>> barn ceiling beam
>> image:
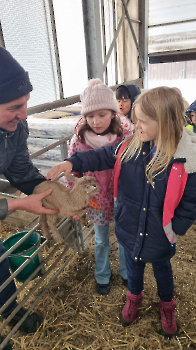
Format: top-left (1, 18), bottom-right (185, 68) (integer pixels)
top-left (81, 0), bottom-right (103, 80)
top-left (112, 0), bottom-right (118, 84)
top-left (139, 0), bottom-right (148, 88)
top-left (149, 49), bottom-right (196, 64)
top-left (47, 0), bottom-right (64, 100)
top-left (101, 0), bottom-right (108, 84)
top-left (26, 78), bottom-right (142, 115)
top-left (103, 0), bottom-right (133, 71)
top-left (149, 18), bottom-right (196, 28)
top-left (121, 0), bottom-right (145, 73)
top-left (0, 21), bottom-right (5, 48)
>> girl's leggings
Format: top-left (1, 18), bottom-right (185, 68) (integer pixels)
top-left (94, 223), bottom-right (127, 284)
top-left (124, 249), bottom-right (174, 302)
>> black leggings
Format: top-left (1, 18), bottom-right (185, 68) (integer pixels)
top-left (0, 239), bottom-right (17, 316)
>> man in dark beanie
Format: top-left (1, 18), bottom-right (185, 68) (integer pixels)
top-left (0, 47), bottom-right (59, 350)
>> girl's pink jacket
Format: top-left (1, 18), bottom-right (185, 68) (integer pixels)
top-left (65, 114), bottom-right (134, 225)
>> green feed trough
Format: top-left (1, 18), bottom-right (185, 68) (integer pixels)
top-left (3, 231), bottom-right (42, 283)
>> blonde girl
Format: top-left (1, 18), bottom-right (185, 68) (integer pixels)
top-left (47, 87), bottom-right (196, 337)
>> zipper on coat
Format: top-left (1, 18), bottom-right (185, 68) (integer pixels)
top-left (4, 135), bottom-right (7, 149)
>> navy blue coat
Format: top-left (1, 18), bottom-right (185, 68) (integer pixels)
top-left (68, 141), bottom-right (196, 262)
top-left (0, 120), bottom-right (45, 194)
top-left (0, 120), bottom-right (46, 220)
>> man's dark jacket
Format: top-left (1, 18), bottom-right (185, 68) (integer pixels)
top-left (0, 120), bottom-right (45, 219)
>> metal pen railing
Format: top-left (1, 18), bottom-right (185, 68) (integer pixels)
top-left (0, 133), bottom-right (93, 349)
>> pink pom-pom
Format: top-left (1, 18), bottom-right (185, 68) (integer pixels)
top-left (88, 78), bottom-right (103, 87)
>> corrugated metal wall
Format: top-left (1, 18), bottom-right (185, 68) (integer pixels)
top-left (148, 61), bottom-right (196, 80)
top-left (148, 0), bottom-right (196, 53)
top-left (148, 1), bottom-right (196, 104)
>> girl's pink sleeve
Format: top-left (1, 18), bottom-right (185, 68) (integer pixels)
top-left (65, 135), bottom-right (82, 188)
top-left (68, 134), bottom-right (78, 157)
top-left (119, 114), bottom-right (134, 138)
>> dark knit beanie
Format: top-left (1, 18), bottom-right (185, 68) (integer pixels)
top-left (0, 47), bottom-right (33, 104)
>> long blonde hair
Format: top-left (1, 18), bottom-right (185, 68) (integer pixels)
top-left (119, 87), bottom-right (186, 185)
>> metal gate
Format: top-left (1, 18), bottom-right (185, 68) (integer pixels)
top-left (0, 134), bottom-right (94, 349)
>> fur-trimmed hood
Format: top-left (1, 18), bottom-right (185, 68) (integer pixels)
top-left (174, 127), bottom-right (196, 174)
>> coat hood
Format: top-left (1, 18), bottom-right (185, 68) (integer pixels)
top-left (124, 84), bottom-right (141, 106)
top-left (174, 127), bottom-right (196, 174)
top-left (186, 100), bottom-right (196, 113)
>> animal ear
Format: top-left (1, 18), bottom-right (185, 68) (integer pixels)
top-left (64, 173), bottom-right (77, 183)
top-left (85, 185), bottom-right (97, 194)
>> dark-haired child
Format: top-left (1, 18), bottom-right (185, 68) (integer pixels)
top-left (186, 100), bottom-right (196, 133)
top-left (116, 84), bottom-right (141, 121)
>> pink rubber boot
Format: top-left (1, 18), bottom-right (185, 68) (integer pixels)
top-left (121, 291), bottom-right (143, 327)
top-left (159, 299), bottom-right (177, 337)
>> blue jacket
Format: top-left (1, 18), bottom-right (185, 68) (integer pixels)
top-left (0, 120), bottom-right (45, 220)
top-left (68, 128), bottom-right (196, 262)
top-left (186, 100), bottom-right (196, 133)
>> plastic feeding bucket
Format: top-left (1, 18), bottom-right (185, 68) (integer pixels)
top-left (3, 231), bottom-right (42, 283)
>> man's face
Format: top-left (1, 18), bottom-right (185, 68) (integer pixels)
top-left (0, 93), bottom-right (30, 132)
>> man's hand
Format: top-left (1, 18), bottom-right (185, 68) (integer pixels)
top-left (7, 189), bottom-right (59, 215)
top-left (46, 161), bottom-right (73, 181)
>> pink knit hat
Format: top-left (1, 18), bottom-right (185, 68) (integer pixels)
top-left (80, 79), bottom-right (119, 116)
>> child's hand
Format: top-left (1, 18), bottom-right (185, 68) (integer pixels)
top-left (46, 161), bottom-right (73, 181)
top-left (65, 214), bottom-right (80, 221)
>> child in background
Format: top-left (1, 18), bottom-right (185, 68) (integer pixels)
top-left (63, 79), bottom-right (134, 295)
top-left (47, 87), bottom-right (196, 337)
top-left (186, 100), bottom-right (196, 133)
top-left (116, 84), bottom-right (141, 121)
